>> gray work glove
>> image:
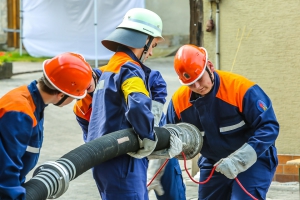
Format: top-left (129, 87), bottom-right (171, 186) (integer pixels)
top-left (214, 143), bottom-right (257, 179)
top-left (128, 101), bottom-right (163, 159)
top-left (147, 159), bottom-right (166, 196)
top-left (147, 132), bottom-right (182, 159)
top-left (151, 100), bottom-right (164, 127)
top-left (146, 101), bottom-right (166, 195)
top-left (127, 133), bottom-right (157, 159)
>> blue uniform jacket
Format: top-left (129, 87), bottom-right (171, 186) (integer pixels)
top-left (74, 63), bottom-right (167, 142)
top-left (166, 70), bottom-right (279, 162)
top-left (0, 81), bottom-right (46, 200)
top-left (73, 68), bottom-right (102, 142)
top-left (87, 47), bottom-right (159, 142)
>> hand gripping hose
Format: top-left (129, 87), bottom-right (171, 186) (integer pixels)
top-left (23, 123), bottom-right (203, 200)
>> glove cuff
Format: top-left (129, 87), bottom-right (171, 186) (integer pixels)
top-left (127, 133), bottom-right (158, 159)
top-left (231, 143), bottom-right (257, 171)
top-left (147, 132), bottom-right (182, 159)
top-left (151, 100), bottom-right (164, 127)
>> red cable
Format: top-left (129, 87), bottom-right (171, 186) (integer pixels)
top-left (181, 151), bottom-right (216, 184)
top-left (147, 159), bottom-right (170, 187)
top-left (181, 152), bottom-right (258, 200)
top-left (235, 177), bottom-right (258, 200)
top-left (147, 152), bottom-right (258, 200)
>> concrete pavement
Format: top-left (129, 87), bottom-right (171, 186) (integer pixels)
top-left (0, 57), bottom-right (299, 200)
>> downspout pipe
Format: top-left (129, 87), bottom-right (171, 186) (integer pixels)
top-left (94, 0), bottom-right (98, 68)
top-left (19, 0), bottom-right (23, 56)
top-left (215, 2), bottom-right (220, 70)
top-left (23, 123), bottom-right (203, 200)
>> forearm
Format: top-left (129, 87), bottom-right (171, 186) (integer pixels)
top-left (126, 93), bottom-right (155, 140)
top-left (0, 151), bottom-right (25, 199)
top-left (243, 85), bottom-right (279, 157)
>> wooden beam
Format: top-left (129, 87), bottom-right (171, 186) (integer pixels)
top-left (189, 0), bottom-right (203, 46)
top-left (189, 0), bottom-right (203, 178)
top-left (7, 0), bottom-right (20, 48)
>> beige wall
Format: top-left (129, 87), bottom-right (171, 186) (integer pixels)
top-left (145, 0), bottom-right (190, 47)
top-left (146, 0), bottom-right (189, 35)
top-left (203, 0), bottom-right (300, 154)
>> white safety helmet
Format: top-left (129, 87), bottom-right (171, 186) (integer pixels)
top-left (102, 8), bottom-right (164, 52)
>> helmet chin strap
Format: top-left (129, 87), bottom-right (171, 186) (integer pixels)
top-left (139, 36), bottom-right (154, 63)
top-left (54, 94), bottom-right (69, 106)
top-left (205, 67), bottom-right (214, 84)
top-left (88, 71), bottom-right (98, 94)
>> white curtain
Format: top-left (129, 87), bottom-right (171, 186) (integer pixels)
top-left (22, 0), bottom-right (145, 60)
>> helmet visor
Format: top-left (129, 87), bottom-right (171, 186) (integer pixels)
top-left (102, 28), bottom-right (148, 52)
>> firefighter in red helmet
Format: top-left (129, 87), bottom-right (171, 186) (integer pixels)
top-left (0, 52), bottom-right (93, 200)
top-left (167, 44), bottom-right (279, 199)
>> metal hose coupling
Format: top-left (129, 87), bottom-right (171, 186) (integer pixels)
top-left (31, 161), bottom-right (70, 199)
top-left (163, 123), bottom-right (203, 160)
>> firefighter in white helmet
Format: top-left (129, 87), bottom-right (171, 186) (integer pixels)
top-left (87, 8), bottom-right (183, 200)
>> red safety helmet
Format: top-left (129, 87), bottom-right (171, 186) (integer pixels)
top-left (43, 52), bottom-right (93, 99)
top-left (174, 45), bottom-right (208, 85)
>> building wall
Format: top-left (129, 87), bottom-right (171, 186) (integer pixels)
top-left (0, 0), bottom-right (7, 44)
top-left (145, 0), bottom-right (190, 47)
top-left (275, 154), bottom-right (300, 182)
top-left (203, 0), bottom-right (300, 155)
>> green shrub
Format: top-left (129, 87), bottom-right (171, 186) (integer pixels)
top-left (0, 51), bottom-right (50, 65)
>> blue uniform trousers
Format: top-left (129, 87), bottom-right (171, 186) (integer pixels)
top-left (93, 154), bottom-right (149, 200)
top-left (156, 158), bottom-right (186, 200)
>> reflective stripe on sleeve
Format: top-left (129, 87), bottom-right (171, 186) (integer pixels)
top-left (26, 146), bottom-right (40, 153)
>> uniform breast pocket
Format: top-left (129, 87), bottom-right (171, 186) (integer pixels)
top-left (219, 115), bottom-right (247, 135)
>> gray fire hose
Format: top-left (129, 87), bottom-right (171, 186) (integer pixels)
top-left (23, 123), bottom-right (203, 200)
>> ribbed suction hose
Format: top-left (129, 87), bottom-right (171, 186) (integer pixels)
top-left (23, 123), bottom-right (203, 200)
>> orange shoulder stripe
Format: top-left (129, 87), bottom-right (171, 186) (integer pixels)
top-left (98, 66), bottom-right (105, 72)
top-left (73, 95), bottom-right (93, 121)
top-left (171, 86), bottom-right (192, 120)
top-left (215, 70), bottom-right (255, 112)
top-left (0, 85), bottom-right (37, 127)
top-left (101, 52), bottom-right (141, 73)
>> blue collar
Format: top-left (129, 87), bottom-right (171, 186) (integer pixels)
top-left (117, 46), bottom-right (151, 72)
top-left (27, 80), bottom-right (48, 111)
top-left (116, 46), bottom-right (152, 83)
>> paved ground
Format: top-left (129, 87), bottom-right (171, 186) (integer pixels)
top-left (0, 57), bottom-right (299, 200)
